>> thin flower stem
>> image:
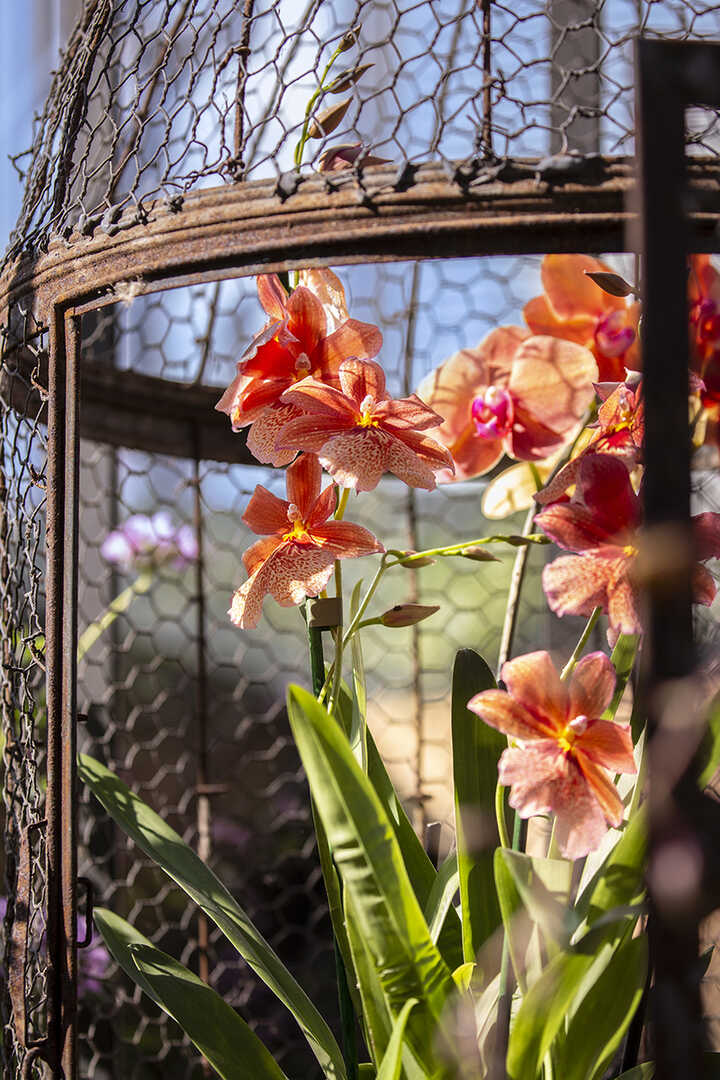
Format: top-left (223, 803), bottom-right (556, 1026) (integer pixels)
top-left (495, 780), bottom-right (510, 849)
top-left (329, 560), bottom-right (344, 715)
top-left (547, 816), bottom-right (560, 860)
top-left (76, 571), bottom-right (154, 662)
top-left (306, 599), bottom-right (326, 698)
top-left (560, 606), bottom-right (602, 681)
top-left (496, 505), bottom-right (536, 675)
top-left (293, 42), bottom-right (349, 169)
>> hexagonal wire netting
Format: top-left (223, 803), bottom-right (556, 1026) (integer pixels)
top-left (2, 0), bottom-right (720, 1078)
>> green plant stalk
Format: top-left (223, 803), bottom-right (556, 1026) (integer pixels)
top-left (560, 606), bottom-right (602, 681)
top-left (305, 600), bottom-right (359, 1080)
top-left (76, 570), bottom-right (154, 662)
top-left (293, 40), bottom-right (353, 169)
top-left (495, 777), bottom-right (510, 850)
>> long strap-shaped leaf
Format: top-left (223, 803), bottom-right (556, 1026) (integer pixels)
top-left (376, 999), bottom-right (421, 1080)
top-left (79, 754), bottom-right (345, 1080)
top-left (287, 685), bottom-right (456, 1074)
top-left (451, 649), bottom-right (504, 964)
top-left (94, 908), bottom-right (288, 1080)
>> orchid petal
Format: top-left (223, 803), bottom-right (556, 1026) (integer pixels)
top-left (693, 563), bottom-right (717, 607)
top-left (257, 274), bottom-right (288, 319)
top-left (338, 358), bottom-right (387, 405)
top-left (552, 771), bottom-right (612, 860)
top-left (693, 511), bottom-right (720, 561)
top-left (320, 431), bottom-right (387, 491)
top-left (500, 651), bottom-right (567, 732)
top-left (314, 321), bottom-right (383, 370)
top-left (541, 255), bottom-right (625, 319)
top-left (535, 503), bottom-right (615, 551)
top-left (297, 268), bottom-right (349, 331)
top-left (276, 414), bottom-right (352, 453)
top-left (286, 286), bottom-right (326, 352)
top-left (523, 294), bottom-right (595, 345)
top-left (383, 436), bottom-right (438, 490)
top-left (286, 453), bottom-right (323, 517)
top-left (230, 544), bottom-right (336, 629)
top-left (242, 485), bottom-right (289, 537)
top-left (576, 720), bottom-right (636, 774)
top-left (246, 404), bottom-right (300, 467)
top-left (508, 335), bottom-right (598, 436)
top-left (467, 688), bottom-right (557, 741)
top-left (542, 552), bottom-right (613, 619)
top-left (307, 484), bottom-right (338, 529)
top-left (568, 652), bottom-right (617, 719)
top-left (498, 743), bottom-right (560, 817)
top-left (607, 568), bottom-right (642, 636)
top-left (575, 757), bottom-right (625, 827)
top-left (242, 536), bottom-right (282, 575)
top-left (280, 378), bottom-right (359, 419)
top-left (313, 520), bottom-right (384, 557)
top-left (375, 394), bottom-right (445, 430)
top-left (575, 454), bottom-right (640, 533)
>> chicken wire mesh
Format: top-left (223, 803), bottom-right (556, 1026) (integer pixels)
top-left (1, 0), bottom-right (720, 1078)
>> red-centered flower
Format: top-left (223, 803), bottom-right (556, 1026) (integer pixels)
top-left (216, 272), bottom-right (382, 467)
top-left (537, 454), bottom-right (720, 637)
top-left (468, 650), bottom-right (636, 859)
top-left (524, 255), bottom-right (640, 382)
top-left (230, 453), bottom-right (382, 629)
top-left (276, 359), bottom-right (455, 491)
top-left (536, 376), bottom-right (644, 505)
top-left (415, 326), bottom-right (598, 481)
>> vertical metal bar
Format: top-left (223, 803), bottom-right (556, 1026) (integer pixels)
top-left (61, 311), bottom-right (81, 1079)
top-left (232, 0), bottom-right (255, 179)
top-left (480, 0), bottom-right (493, 158)
top-left (635, 38), bottom-right (714, 1080)
top-left (45, 305), bottom-right (67, 1075)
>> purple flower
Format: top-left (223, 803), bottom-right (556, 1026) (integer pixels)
top-left (101, 512), bottom-right (198, 572)
top-left (78, 913), bottom-right (110, 995)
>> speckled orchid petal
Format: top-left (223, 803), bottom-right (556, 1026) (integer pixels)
top-left (535, 503), bottom-right (615, 552)
top-left (500, 650), bottom-right (567, 733)
top-left (375, 394), bottom-right (445, 431)
top-left (383, 437), bottom-right (439, 490)
top-left (467, 688), bottom-right (556, 741)
top-left (242, 485), bottom-right (290, 536)
top-left (606, 568), bottom-right (642, 636)
top-left (281, 377), bottom-right (359, 418)
top-left (246, 404), bottom-right (300, 466)
top-left (542, 550), bottom-right (616, 620)
top-left (320, 431), bottom-right (387, 491)
top-left (498, 743), bottom-right (559, 817)
top-left (575, 756), bottom-right (626, 826)
top-left (508, 335), bottom-right (598, 437)
top-left (286, 453), bottom-right (323, 517)
top-left (241, 535), bottom-right (282, 575)
top-left (230, 545), bottom-right (337, 629)
top-left (552, 769), bottom-right (612, 860)
top-left (238, 377), bottom-right (292, 416)
top-left (693, 564), bottom-right (717, 607)
top-left (338, 358), bottom-right (387, 404)
top-left (575, 719), bottom-right (636, 774)
top-left (392, 427), bottom-right (455, 470)
top-left (307, 484), bottom-right (338, 529)
top-left (567, 652), bottom-right (617, 720)
top-left (276, 414), bottom-right (353, 453)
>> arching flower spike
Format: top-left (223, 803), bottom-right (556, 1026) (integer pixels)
top-left (276, 358), bottom-right (454, 491)
top-left (416, 326), bottom-right (597, 481)
top-left (468, 650), bottom-right (636, 859)
top-left (230, 453), bottom-right (382, 629)
top-left (216, 272), bottom-right (382, 466)
top-left (524, 254), bottom-right (640, 382)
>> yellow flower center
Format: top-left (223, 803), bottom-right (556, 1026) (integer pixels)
top-left (283, 503), bottom-right (312, 543)
top-left (623, 543), bottom-right (638, 557)
top-left (358, 394), bottom-right (379, 428)
top-left (292, 353), bottom-right (312, 381)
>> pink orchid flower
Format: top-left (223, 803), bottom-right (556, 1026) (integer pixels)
top-left (468, 650), bottom-right (636, 859)
top-left (216, 272), bottom-right (382, 466)
top-left (537, 453), bottom-right (720, 637)
top-left (524, 254), bottom-right (641, 383)
top-left (230, 453), bottom-right (382, 629)
top-left (415, 326), bottom-right (598, 482)
top-left (276, 358), bottom-right (455, 491)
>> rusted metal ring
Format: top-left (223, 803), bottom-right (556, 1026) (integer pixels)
top-left (76, 877), bottom-right (94, 949)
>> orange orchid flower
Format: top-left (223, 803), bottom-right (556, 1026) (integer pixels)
top-left (415, 326), bottom-right (597, 481)
top-left (536, 376), bottom-right (644, 505)
top-left (537, 454), bottom-right (720, 638)
top-left (276, 358), bottom-right (454, 491)
top-left (468, 650), bottom-right (636, 859)
top-left (524, 255), bottom-right (640, 383)
top-left (216, 272), bottom-right (382, 466)
top-left (230, 453), bottom-right (382, 629)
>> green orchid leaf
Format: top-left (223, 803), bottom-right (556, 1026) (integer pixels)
top-left (602, 635), bottom-right (638, 722)
top-left (79, 755), bottom-right (345, 1080)
top-left (451, 649), bottom-right (504, 965)
top-left (287, 685), bottom-right (455, 1075)
top-left (496, 850), bottom-right (574, 953)
top-left (376, 998), bottom-right (420, 1080)
top-left (611, 1065), bottom-right (654, 1079)
top-left (555, 933), bottom-right (648, 1080)
top-left (575, 809), bottom-right (646, 932)
top-left (95, 909), bottom-right (287, 1080)
top-left (696, 691), bottom-right (720, 789)
top-left (423, 853), bottom-right (459, 945)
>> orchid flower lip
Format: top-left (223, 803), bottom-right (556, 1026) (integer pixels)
top-left (471, 385), bottom-right (514, 440)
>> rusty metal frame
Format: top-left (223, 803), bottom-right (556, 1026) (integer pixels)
top-left (636, 38), bottom-right (720, 1080)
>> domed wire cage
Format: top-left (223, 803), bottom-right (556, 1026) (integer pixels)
top-left (3, 2), bottom-right (720, 1078)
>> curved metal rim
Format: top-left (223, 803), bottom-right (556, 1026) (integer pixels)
top-left (3, 156), bottom-right (720, 464)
